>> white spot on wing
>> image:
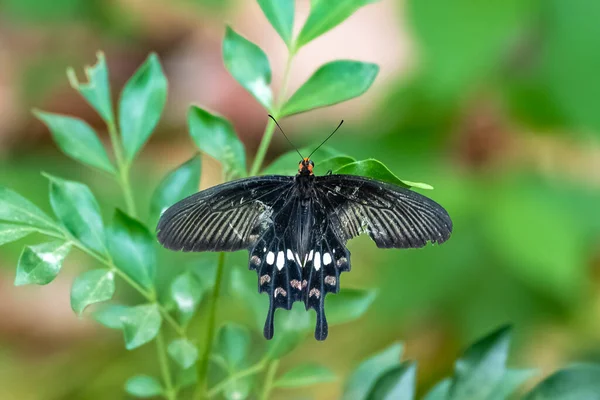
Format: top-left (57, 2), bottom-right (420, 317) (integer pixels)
top-left (266, 251), bottom-right (275, 265)
top-left (276, 251), bottom-right (285, 270)
top-left (287, 249), bottom-right (294, 260)
top-left (314, 251), bottom-right (321, 271)
top-left (308, 250), bottom-right (314, 261)
top-left (295, 252), bottom-right (302, 266)
top-left (323, 253), bottom-right (332, 265)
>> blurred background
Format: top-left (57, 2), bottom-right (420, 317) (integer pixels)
top-left (2, 0), bottom-right (600, 398)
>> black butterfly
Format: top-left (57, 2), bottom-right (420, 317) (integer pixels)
top-left (156, 149), bottom-right (453, 340)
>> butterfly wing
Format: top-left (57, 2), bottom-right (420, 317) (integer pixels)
top-left (156, 176), bottom-right (294, 252)
top-left (314, 174), bottom-right (453, 249)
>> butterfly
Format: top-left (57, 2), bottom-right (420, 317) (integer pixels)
top-left (156, 120), bottom-right (453, 340)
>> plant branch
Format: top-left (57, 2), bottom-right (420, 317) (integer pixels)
top-left (206, 358), bottom-right (268, 398)
top-left (194, 251), bottom-right (226, 399)
top-left (260, 360), bottom-right (279, 400)
top-left (156, 331), bottom-right (177, 400)
top-left (106, 119), bottom-right (137, 217)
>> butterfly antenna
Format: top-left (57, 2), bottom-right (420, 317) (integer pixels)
top-left (268, 115), bottom-right (303, 159)
top-left (308, 120), bottom-right (344, 159)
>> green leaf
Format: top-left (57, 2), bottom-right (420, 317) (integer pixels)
top-left (171, 271), bottom-right (204, 325)
top-left (318, 156), bottom-right (356, 174)
top-left (46, 174), bottom-right (107, 254)
top-left (150, 155), bottom-right (201, 224)
top-left (0, 223), bottom-right (36, 246)
top-left (423, 378), bottom-right (451, 400)
top-left (267, 303), bottom-right (311, 360)
top-left (448, 325), bottom-right (512, 399)
top-left (216, 323), bottom-right (251, 369)
top-left (523, 364), bottom-right (600, 400)
top-left (281, 60), bottom-right (379, 116)
top-left (93, 304), bottom-right (130, 329)
top-left (14, 241), bottom-right (71, 286)
top-left (342, 343), bottom-right (403, 400)
top-left (176, 366), bottom-right (197, 389)
top-left (335, 159), bottom-right (434, 190)
top-left (297, 0), bottom-right (381, 47)
top-left (34, 111), bottom-right (115, 174)
top-left (67, 52), bottom-right (114, 123)
top-left (223, 26), bottom-right (272, 110)
top-left (367, 362), bottom-right (417, 400)
top-left (0, 186), bottom-right (57, 230)
top-left (326, 288), bottom-right (377, 326)
top-left (70, 269), bottom-right (115, 316)
top-left (107, 210), bottom-right (156, 290)
top-left (229, 267), bottom-right (267, 331)
top-left (262, 145), bottom-right (342, 176)
top-left (188, 106), bottom-right (246, 177)
top-left (125, 375), bottom-right (164, 398)
top-left (168, 339), bottom-right (198, 369)
top-left (119, 53), bottom-right (168, 162)
top-left (273, 364), bottom-right (336, 388)
top-left (489, 369), bottom-right (537, 400)
top-left (120, 304), bottom-right (162, 350)
top-left (224, 380), bottom-right (252, 400)
top-left (257, 0), bottom-right (295, 47)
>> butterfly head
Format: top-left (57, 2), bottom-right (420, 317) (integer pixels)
top-left (298, 157), bottom-right (314, 175)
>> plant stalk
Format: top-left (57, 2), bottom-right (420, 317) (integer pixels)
top-left (194, 251), bottom-right (226, 399)
top-left (259, 360), bottom-right (280, 400)
top-left (107, 119), bottom-right (137, 217)
top-left (156, 331), bottom-right (177, 400)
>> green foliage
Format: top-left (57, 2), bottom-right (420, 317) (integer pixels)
top-left (0, 223), bottom-right (36, 246)
top-left (34, 111), bottom-right (115, 174)
top-left (107, 210), bottom-right (156, 290)
top-left (281, 61), bottom-right (379, 116)
top-left (170, 271), bottom-right (204, 325)
top-left (188, 106), bottom-right (247, 177)
top-left (215, 323), bottom-right (251, 370)
top-left (70, 269), bottom-right (116, 316)
top-left (14, 241), bottom-right (72, 286)
top-left (335, 159), bottom-right (434, 190)
top-left (126, 375), bottom-right (164, 398)
top-left (273, 364), bottom-right (336, 388)
top-left (93, 304), bottom-right (131, 329)
top-left (366, 362), bottom-right (416, 400)
top-left (257, 0), bottom-right (295, 48)
top-left (524, 364), bottom-right (600, 400)
top-left (67, 52), bottom-right (114, 123)
top-left (119, 53), bottom-right (168, 162)
top-left (150, 155), bottom-right (201, 225)
top-left (0, 186), bottom-right (58, 230)
top-left (121, 304), bottom-right (162, 350)
top-left (168, 339), bottom-right (199, 369)
top-left (223, 26), bottom-right (273, 110)
top-left (46, 174), bottom-right (107, 254)
top-left (325, 288), bottom-right (377, 326)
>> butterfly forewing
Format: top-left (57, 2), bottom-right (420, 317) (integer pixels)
top-left (157, 169), bottom-right (453, 341)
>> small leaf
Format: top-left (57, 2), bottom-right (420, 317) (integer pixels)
top-left (125, 375), bottom-right (164, 398)
top-left (46, 174), bottom-right (107, 254)
top-left (317, 156), bottom-right (356, 174)
top-left (0, 223), bottom-right (36, 246)
top-left (120, 304), bottom-right (162, 350)
top-left (93, 304), bottom-right (130, 329)
top-left (273, 364), bottom-right (336, 388)
top-left (188, 106), bottom-right (246, 177)
top-left (168, 339), bottom-right (198, 369)
top-left (224, 380), bottom-right (252, 400)
top-left (280, 60), bottom-right (378, 117)
top-left (14, 241), bottom-right (71, 286)
top-left (423, 378), bottom-right (451, 400)
top-left (70, 269), bottom-right (115, 316)
top-left (0, 186), bottom-right (58, 230)
top-left (297, 0), bottom-right (381, 47)
top-left (216, 323), bottom-right (251, 369)
top-left (223, 26), bottom-right (273, 110)
top-left (326, 288), bottom-right (377, 326)
top-left (150, 155), bottom-right (201, 224)
top-left (448, 325), bottom-right (512, 399)
top-left (267, 303), bottom-right (312, 360)
top-left (67, 51), bottom-right (114, 123)
top-left (171, 271), bottom-right (204, 325)
top-left (367, 362), bottom-right (417, 400)
top-left (257, 0), bottom-right (295, 47)
top-left (34, 111), bottom-right (115, 174)
top-left (119, 53), bottom-right (168, 162)
top-left (262, 145), bottom-right (342, 176)
top-left (523, 364), bottom-right (600, 400)
top-left (107, 210), bottom-right (156, 290)
top-left (335, 159), bottom-right (434, 190)
top-left (342, 343), bottom-right (404, 400)
top-left (176, 366), bottom-right (197, 389)
top-left (489, 369), bottom-right (537, 400)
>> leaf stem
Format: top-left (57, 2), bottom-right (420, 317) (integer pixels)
top-left (206, 358), bottom-right (267, 397)
top-left (107, 119), bottom-right (137, 217)
top-left (156, 331), bottom-right (177, 400)
top-left (249, 49), bottom-right (296, 176)
top-left (259, 360), bottom-right (279, 400)
top-left (194, 251), bottom-right (226, 399)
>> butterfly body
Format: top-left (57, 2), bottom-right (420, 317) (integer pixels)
top-left (157, 158), bottom-right (452, 340)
